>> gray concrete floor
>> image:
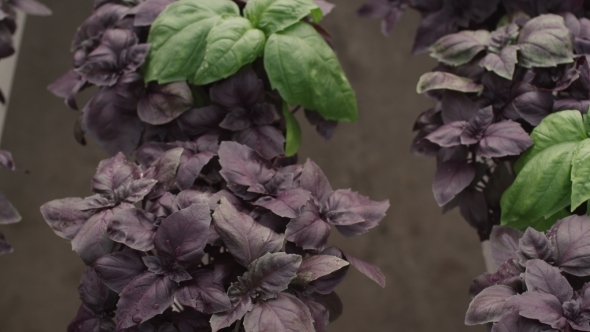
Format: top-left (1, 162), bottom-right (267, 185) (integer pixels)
top-left (0, 0), bottom-right (485, 331)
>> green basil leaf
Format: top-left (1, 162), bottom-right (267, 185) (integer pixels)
top-left (517, 14), bottom-right (574, 68)
top-left (264, 22), bottom-right (357, 122)
top-left (244, 0), bottom-right (320, 35)
top-left (144, 0), bottom-right (239, 84)
top-left (531, 209), bottom-right (571, 232)
top-left (416, 72), bottom-right (483, 94)
top-left (571, 139), bottom-right (590, 210)
top-left (282, 103), bottom-right (302, 157)
top-left (430, 30), bottom-right (490, 67)
top-left (515, 111), bottom-right (587, 173)
top-left (501, 143), bottom-right (576, 228)
top-left (193, 16), bottom-right (266, 85)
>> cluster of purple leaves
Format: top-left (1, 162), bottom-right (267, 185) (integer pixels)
top-left (48, 0), bottom-right (339, 158)
top-left (464, 216), bottom-right (590, 331)
top-left (0, 149), bottom-right (22, 254)
top-left (0, 0), bottom-right (50, 101)
top-left (358, 0), bottom-right (590, 240)
top-left (41, 140), bottom-right (389, 331)
top-left (357, 0), bottom-right (589, 54)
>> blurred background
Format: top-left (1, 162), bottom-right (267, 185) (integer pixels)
top-left (0, 0), bottom-right (486, 331)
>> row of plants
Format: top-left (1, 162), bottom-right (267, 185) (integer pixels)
top-left (0, 0), bottom-right (50, 254)
top-left (40, 0), bottom-right (389, 331)
top-left (360, 0), bottom-right (590, 330)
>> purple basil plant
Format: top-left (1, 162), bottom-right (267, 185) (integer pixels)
top-left (359, 0), bottom-right (590, 240)
top-left (43, 0), bottom-right (389, 331)
top-left (465, 216), bottom-right (590, 331)
top-left (0, 0), bottom-right (50, 254)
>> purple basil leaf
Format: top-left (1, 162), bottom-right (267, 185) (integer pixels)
top-left (71, 4), bottom-right (129, 50)
top-left (134, 0), bottom-right (175, 26)
top-left (358, 0), bottom-right (409, 35)
top-left (176, 151), bottom-right (215, 191)
top-left (342, 250), bottom-right (385, 287)
top-left (0, 149), bottom-right (17, 171)
top-left (465, 285), bottom-right (517, 325)
top-left (135, 142), bottom-right (171, 170)
top-left (505, 292), bottom-right (567, 329)
top-left (209, 294), bottom-right (253, 332)
top-left (213, 197), bottom-right (284, 267)
top-left (213, 252), bottom-right (242, 286)
top-left (243, 293), bottom-right (314, 332)
top-left (78, 267), bottom-right (117, 313)
top-left (47, 70), bottom-right (83, 109)
top-left (553, 99), bottom-right (590, 113)
top-left (301, 297), bottom-right (329, 332)
top-left (77, 194), bottom-right (115, 212)
top-left (92, 152), bottom-right (140, 195)
top-left (72, 207), bottom-right (123, 265)
top-left (233, 125), bottom-right (285, 160)
top-left (324, 189), bottom-right (389, 232)
top-left (304, 109), bottom-right (338, 140)
top-left (460, 106), bottom-right (494, 145)
top-left (432, 160), bottom-right (475, 206)
top-left (294, 254), bottom-right (349, 286)
top-left (210, 68), bottom-right (264, 109)
top-left (176, 270), bottom-right (231, 314)
top-left (9, 0), bottom-right (51, 15)
top-left (551, 215), bottom-right (590, 276)
top-left (0, 232), bottom-right (12, 254)
top-left (82, 81), bottom-right (144, 157)
top-left (425, 121), bottom-right (467, 147)
top-left (218, 141), bottom-right (274, 192)
top-left (525, 259), bottom-right (572, 303)
top-left (490, 226), bottom-right (523, 268)
top-left (250, 208), bottom-right (289, 233)
top-left (459, 188), bottom-right (489, 233)
top-left (67, 304), bottom-right (116, 332)
top-left (107, 208), bottom-right (157, 251)
top-left (174, 190), bottom-right (211, 210)
top-left (116, 272), bottom-right (176, 329)
top-left (285, 201), bottom-right (331, 250)
top-left (309, 292), bottom-right (343, 323)
top-left (146, 192), bottom-right (176, 219)
top-left (491, 310), bottom-right (556, 332)
top-left (480, 45), bottom-right (519, 80)
top-left (143, 147), bottom-right (183, 199)
top-left (171, 308), bottom-right (211, 332)
top-left (300, 159), bottom-right (333, 204)
top-left (77, 29), bottom-right (149, 87)
top-left (94, 249), bottom-right (147, 293)
top-left (177, 105), bottom-right (225, 139)
top-left (510, 90), bottom-right (554, 126)
top-left (469, 259), bottom-right (523, 298)
top-left (477, 121), bottom-right (533, 158)
top-left (114, 178), bottom-right (159, 204)
top-left (412, 10), bottom-right (459, 54)
top-left (0, 191), bottom-right (20, 225)
top-left (517, 228), bottom-right (554, 265)
top-left (142, 256), bottom-right (192, 283)
top-left (253, 188), bottom-right (311, 219)
top-left (137, 82), bottom-right (193, 126)
top-left (440, 91), bottom-right (478, 124)
top-left (219, 104), bottom-right (279, 132)
top-left (239, 252), bottom-right (302, 300)
top-left (153, 201), bottom-right (211, 266)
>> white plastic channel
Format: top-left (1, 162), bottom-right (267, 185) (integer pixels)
top-left (0, 11), bottom-right (26, 144)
